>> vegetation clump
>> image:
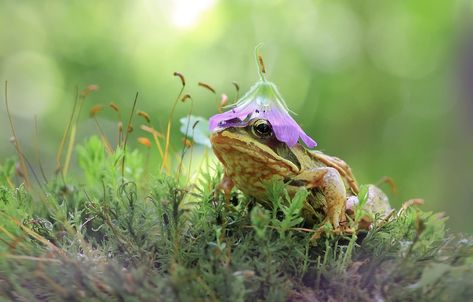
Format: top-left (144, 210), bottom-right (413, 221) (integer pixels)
top-left (1, 134), bottom-right (472, 302)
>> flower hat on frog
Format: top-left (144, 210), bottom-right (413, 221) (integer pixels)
top-left (209, 50), bottom-right (317, 148)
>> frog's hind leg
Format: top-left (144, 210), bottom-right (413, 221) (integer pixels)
top-left (345, 185), bottom-right (392, 229)
top-left (309, 151), bottom-right (359, 194)
top-left (293, 167), bottom-right (347, 229)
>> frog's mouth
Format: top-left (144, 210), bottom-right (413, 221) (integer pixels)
top-left (210, 130), bottom-right (300, 172)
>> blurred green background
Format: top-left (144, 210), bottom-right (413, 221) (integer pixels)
top-left (1, 0), bottom-right (472, 232)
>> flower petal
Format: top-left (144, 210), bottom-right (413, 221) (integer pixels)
top-left (208, 79), bottom-right (318, 148)
top-left (261, 104), bottom-right (317, 148)
top-left (299, 131), bottom-right (317, 148)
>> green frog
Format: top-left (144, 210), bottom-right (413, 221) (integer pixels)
top-left (210, 118), bottom-right (391, 231)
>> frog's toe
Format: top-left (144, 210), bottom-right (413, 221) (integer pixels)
top-left (309, 219), bottom-right (351, 241)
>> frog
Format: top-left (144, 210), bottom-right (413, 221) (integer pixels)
top-left (210, 118), bottom-right (391, 232)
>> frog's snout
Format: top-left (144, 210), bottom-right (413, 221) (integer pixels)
top-left (210, 131), bottom-right (231, 150)
top-left (210, 128), bottom-right (237, 146)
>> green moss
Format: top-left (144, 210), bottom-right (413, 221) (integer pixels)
top-left (0, 137), bottom-right (472, 302)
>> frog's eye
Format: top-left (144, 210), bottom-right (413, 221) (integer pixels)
top-left (252, 119), bottom-right (273, 138)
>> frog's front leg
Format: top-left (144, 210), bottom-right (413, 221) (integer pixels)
top-left (217, 173), bottom-right (234, 201)
top-left (293, 167), bottom-right (346, 228)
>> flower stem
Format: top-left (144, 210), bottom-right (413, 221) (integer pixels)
top-left (254, 43), bottom-right (267, 82)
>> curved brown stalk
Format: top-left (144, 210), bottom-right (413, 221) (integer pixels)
top-left (4, 81), bottom-right (31, 188)
top-left (162, 72), bottom-right (186, 174)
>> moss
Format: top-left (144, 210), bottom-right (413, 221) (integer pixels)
top-left (0, 137), bottom-right (472, 302)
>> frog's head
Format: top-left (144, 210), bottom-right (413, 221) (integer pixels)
top-left (210, 119), bottom-right (301, 174)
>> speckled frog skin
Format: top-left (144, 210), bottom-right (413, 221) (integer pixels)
top-left (211, 119), bottom-right (391, 229)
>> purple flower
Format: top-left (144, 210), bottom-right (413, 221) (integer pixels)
top-left (209, 79), bottom-right (317, 148)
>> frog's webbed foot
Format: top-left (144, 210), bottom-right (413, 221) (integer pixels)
top-left (293, 167), bottom-right (347, 230)
top-left (310, 218), bottom-right (355, 241)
